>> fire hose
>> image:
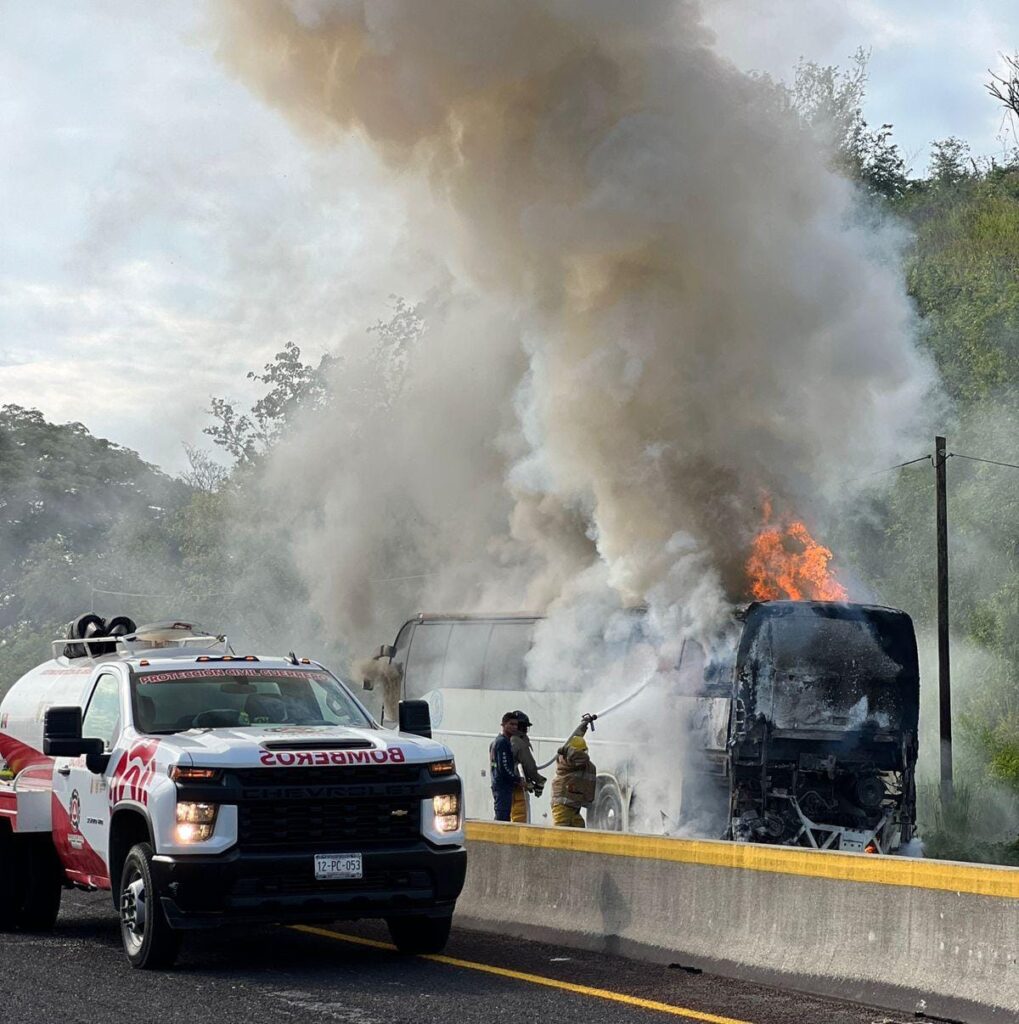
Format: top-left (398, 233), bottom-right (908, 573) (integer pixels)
top-left (531, 636), bottom-right (688, 775)
top-left (532, 673), bottom-right (658, 772)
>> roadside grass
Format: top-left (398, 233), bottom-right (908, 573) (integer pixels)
top-left (917, 779), bottom-right (1019, 866)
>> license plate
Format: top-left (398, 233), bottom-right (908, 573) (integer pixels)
top-left (314, 853), bottom-right (363, 880)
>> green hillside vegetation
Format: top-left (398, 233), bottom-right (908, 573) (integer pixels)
top-left (889, 157), bottom-right (1019, 861)
top-left (0, 405), bottom-right (191, 683)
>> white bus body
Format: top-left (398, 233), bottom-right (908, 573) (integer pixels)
top-left (365, 614), bottom-right (731, 832)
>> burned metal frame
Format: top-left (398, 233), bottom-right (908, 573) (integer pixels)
top-left (726, 600), bottom-right (920, 853)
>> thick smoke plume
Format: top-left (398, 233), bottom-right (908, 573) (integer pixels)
top-left (212, 1), bottom-right (936, 672)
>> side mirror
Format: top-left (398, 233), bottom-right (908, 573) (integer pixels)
top-left (375, 644), bottom-right (396, 661)
top-left (43, 706), bottom-right (83, 755)
top-left (43, 705), bottom-right (105, 763)
top-left (398, 699), bottom-right (431, 739)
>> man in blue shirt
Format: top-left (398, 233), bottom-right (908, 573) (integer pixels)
top-left (489, 711), bottom-right (522, 821)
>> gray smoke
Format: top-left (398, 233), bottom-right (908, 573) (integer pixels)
top-left (212, 0), bottom-right (937, 677)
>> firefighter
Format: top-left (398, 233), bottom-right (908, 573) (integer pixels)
top-left (552, 734), bottom-right (597, 827)
top-left (509, 710), bottom-right (545, 823)
top-left (489, 711), bottom-right (523, 821)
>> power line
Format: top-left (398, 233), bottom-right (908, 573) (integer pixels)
top-left (880, 454), bottom-right (934, 473)
top-left (89, 585), bottom-right (235, 611)
top-left (850, 450), bottom-right (1019, 484)
top-left (949, 452), bottom-right (1019, 472)
top-left (365, 573), bottom-right (436, 583)
top-left (848, 453), bottom-right (932, 483)
top-left (92, 587), bottom-right (234, 599)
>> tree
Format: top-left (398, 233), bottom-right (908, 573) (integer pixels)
top-left (366, 296), bottom-right (424, 408)
top-left (180, 444), bottom-right (228, 493)
top-left (987, 53), bottom-right (1019, 121)
top-left (205, 303), bottom-right (424, 465)
top-left (204, 342), bottom-right (336, 464)
top-left (929, 137), bottom-right (972, 186)
top-left (789, 49), bottom-right (908, 199)
top-left (247, 340), bottom-right (335, 436)
top-left (857, 123), bottom-right (910, 199)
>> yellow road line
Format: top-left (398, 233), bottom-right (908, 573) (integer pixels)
top-left (293, 925), bottom-right (396, 951)
top-left (464, 821), bottom-right (1019, 900)
top-left (291, 924), bottom-right (752, 1024)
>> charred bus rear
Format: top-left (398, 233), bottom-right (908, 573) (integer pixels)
top-left (727, 600), bottom-right (919, 853)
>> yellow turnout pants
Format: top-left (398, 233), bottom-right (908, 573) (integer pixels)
top-left (511, 787), bottom-right (530, 823)
top-left (553, 804), bottom-right (585, 828)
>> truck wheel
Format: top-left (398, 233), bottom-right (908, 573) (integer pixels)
top-left (16, 836), bottom-right (62, 931)
top-left (0, 823), bottom-right (21, 930)
top-left (386, 912), bottom-right (453, 954)
top-left (119, 842), bottom-right (180, 969)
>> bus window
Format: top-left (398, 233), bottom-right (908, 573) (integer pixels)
top-left (482, 621), bottom-right (534, 691)
top-left (443, 622), bottom-right (492, 689)
top-left (404, 622), bottom-right (452, 699)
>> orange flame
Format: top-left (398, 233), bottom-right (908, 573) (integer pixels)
top-left (746, 498), bottom-right (848, 602)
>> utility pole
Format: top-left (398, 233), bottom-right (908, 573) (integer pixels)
top-left (935, 436), bottom-right (953, 800)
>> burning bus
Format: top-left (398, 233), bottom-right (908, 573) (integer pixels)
top-left (365, 598), bottom-right (920, 853)
top-left (727, 600), bottom-right (920, 853)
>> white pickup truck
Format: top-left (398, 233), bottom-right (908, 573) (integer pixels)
top-left (0, 620), bottom-right (465, 968)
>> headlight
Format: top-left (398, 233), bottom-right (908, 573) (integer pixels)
top-left (175, 801), bottom-right (218, 842)
top-left (169, 765), bottom-right (221, 782)
top-left (432, 793), bottom-right (460, 833)
top-left (428, 759), bottom-right (455, 777)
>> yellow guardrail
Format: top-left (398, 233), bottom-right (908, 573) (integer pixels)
top-left (465, 821), bottom-right (1019, 900)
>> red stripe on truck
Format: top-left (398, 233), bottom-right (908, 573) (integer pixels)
top-left (0, 733), bottom-right (52, 775)
top-left (51, 791), bottom-right (110, 889)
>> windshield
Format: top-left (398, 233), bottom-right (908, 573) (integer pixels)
top-left (131, 667), bottom-right (373, 734)
top-left (737, 604), bottom-right (919, 732)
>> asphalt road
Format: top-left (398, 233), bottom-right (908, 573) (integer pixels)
top-left (0, 890), bottom-right (914, 1024)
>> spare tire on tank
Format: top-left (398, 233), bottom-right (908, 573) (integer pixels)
top-left (89, 615), bottom-right (137, 657)
top-left (63, 613), bottom-right (106, 659)
top-left (106, 616), bottom-right (137, 638)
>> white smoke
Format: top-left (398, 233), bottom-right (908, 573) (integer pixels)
top-left (211, 1), bottom-right (938, 737)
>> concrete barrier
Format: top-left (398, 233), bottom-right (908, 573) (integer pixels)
top-left (458, 821), bottom-right (1019, 1023)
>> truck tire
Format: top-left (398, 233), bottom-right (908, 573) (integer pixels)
top-left (119, 842), bottom-right (180, 969)
top-left (16, 836), bottom-right (62, 931)
top-left (0, 823), bottom-right (21, 930)
top-left (386, 912), bottom-right (453, 954)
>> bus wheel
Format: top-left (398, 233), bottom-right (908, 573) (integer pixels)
top-left (590, 780), bottom-right (624, 831)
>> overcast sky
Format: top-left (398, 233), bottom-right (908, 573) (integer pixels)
top-left (2, 1), bottom-right (1017, 472)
